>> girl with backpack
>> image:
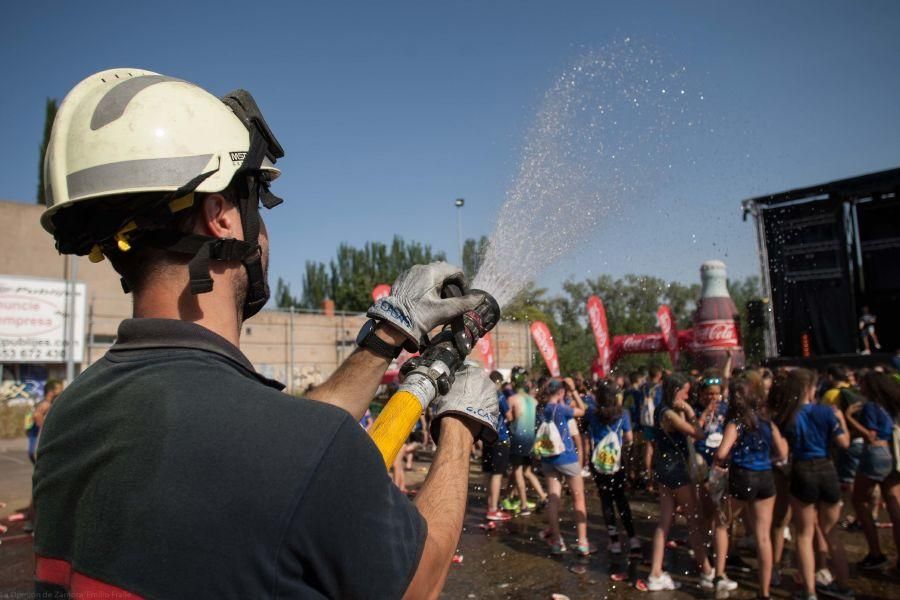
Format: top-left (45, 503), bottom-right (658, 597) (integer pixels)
top-left (647, 373), bottom-right (716, 592)
top-left (774, 368), bottom-right (851, 600)
top-left (587, 381), bottom-right (639, 554)
top-left (714, 376), bottom-right (789, 600)
top-left (535, 378), bottom-right (592, 556)
top-left (845, 371), bottom-right (900, 571)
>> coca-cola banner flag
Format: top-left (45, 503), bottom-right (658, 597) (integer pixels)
top-left (474, 332), bottom-right (496, 371)
top-left (586, 296), bottom-right (611, 377)
top-left (530, 321), bottom-right (560, 377)
top-left (371, 284), bottom-right (391, 302)
top-left (657, 305), bottom-right (679, 366)
top-left (692, 319), bottom-right (739, 350)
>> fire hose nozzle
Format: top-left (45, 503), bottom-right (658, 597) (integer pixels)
top-left (370, 286), bottom-right (501, 467)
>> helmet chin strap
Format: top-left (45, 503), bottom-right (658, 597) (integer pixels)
top-left (140, 131), bottom-right (281, 320)
top-left (111, 89), bottom-right (284, 321)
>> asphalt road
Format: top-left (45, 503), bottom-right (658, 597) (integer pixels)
top-left (2, 442), bottom-right (900, 599)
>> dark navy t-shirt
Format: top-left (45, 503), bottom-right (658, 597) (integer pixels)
top-left (34, 319), bottom-right (425, 600)
top-left (623, 388), bottom-right (643, 425)
top-left (784, 403), bottom-right (844, 461)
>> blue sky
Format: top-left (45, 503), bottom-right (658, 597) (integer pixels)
top-left (2, 1), bottom-right (898, 295)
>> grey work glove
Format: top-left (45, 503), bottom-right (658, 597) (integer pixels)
top-left (429, 362), bottom-right (500, 445)
top-left (367, 262), bottom-right (485, 350)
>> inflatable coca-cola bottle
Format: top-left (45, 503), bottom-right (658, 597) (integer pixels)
top-left (692, 260), bottom-right (745, 370)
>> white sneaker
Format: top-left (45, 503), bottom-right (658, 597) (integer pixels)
top-left (581, 466), bottom-right (591, 477)
top-left (700, 570), bottom-right (715, 591)
top-left (609, 540), bottom-right (622, 554)
top-left (647, 572), bottom-right (681, 591)
top-left (629, 536), bottom-right (642, 551)
top-left (716, 575), bottom-right (739, 597)
top-left (816, 568), bottom-right (834, 586)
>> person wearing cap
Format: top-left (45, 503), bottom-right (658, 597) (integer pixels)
top-left (32, 68), bottom-right (499, 600)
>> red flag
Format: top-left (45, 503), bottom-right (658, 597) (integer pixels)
top-left (530, 321), bottom-right (560, 377)
top-left (474, 332), bottom-right (496, 371)
top-left (371, 284), bottom-right (391, 302)
top-left (657, 305), bottom-right (680, 367)
top-left (586, 296), bottom-right (611, 378)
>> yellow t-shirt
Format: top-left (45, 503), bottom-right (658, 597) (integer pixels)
top-left (822, 382), bottom-right (850, 407)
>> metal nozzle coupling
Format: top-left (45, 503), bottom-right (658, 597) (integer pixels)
top-left (400, 287), bottom-right (501, 396)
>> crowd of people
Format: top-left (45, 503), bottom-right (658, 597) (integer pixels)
top-left (384, 357), bottom-right (900, 600)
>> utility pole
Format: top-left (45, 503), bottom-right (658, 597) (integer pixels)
top-left (288, 306), bottom-right (295, 395)
top-left (455, 198), bottom-right (465, 265)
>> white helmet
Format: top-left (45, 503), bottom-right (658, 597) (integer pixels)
top-left (41, 68), bottom-right (285, 320)
top-left (41, 67), bottom-right (280, 233)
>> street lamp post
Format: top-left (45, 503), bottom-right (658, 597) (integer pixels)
top-left (455, 198), bottom-right (465, 266)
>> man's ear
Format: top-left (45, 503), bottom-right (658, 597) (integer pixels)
top-left (196, 193), bottom-right (243, 240)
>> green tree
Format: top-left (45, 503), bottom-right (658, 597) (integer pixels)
top-left (461, 236), bottom-right (490, 279)
top-left (502, 282), bottom-right (552, 324)
top-left (300, 236), bottom-right (447, 312)
top-left (300, 262), bottom-right (330, 309)
top-left (274, 277), bottom-right (300, 309)
top-left (37, 98), bottom-right (59, 206)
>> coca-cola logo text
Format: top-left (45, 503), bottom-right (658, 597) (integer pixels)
top-left (693, 320), bottom-right (738, 349)
top-left (617, 334), bottom-right (665, 353)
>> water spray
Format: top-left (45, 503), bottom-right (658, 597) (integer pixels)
top-left (369, 285), bottom-right (500, 468)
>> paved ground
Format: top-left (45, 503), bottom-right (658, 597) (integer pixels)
top-left (2, 440), bottom-right (899, 599)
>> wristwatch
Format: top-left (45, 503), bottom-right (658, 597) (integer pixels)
top-left (356, 319), bottom-right (403, 360)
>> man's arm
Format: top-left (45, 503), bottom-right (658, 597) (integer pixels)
top-left (306, 323), bottom-right (406, 421)
top-left (404, 417), bottom-right (475, 600)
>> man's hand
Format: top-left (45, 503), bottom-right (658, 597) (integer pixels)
top-left (367, 262), bottom-right (485, 350)
top-left (429, 363), bottom-right (500, 445)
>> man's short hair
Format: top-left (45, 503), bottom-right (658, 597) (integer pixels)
top-left (489, 371), bottom-right (504, 385)
top-left (101, 188), bottom-right (239, 294)
top-left (827, 365), bottom-right (849, 383)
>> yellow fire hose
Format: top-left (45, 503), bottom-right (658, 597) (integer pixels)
top-left (369, 389), bottom-right (429, 469)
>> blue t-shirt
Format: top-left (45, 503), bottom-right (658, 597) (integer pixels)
top-left (586, 410), bottom-right (631, 445)
top-left (730, 419), bottom-right (774, 471)
top-left (497, 393), bottom-right (510, 443)
top-left (784, 403), bottom-right (844, 461)
top-left (859, 402), bottom-right (893, 442)
top-left (694, 400), bottom-right (728, 465)
top-left (541, 403), bottom-right (578, 465)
